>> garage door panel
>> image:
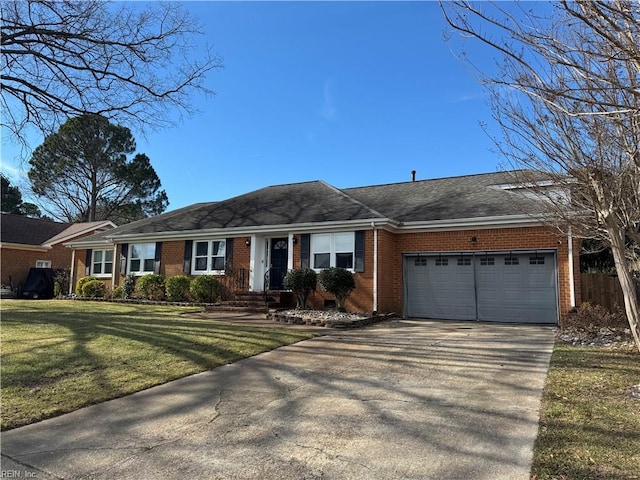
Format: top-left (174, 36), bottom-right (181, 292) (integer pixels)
top-left (405, 256), bottom-right (475, 320)
top-left (475, 253), bottom-right (557, 324)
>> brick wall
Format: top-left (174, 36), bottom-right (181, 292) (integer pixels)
top-left (1, 244), bottom-right (72, 287)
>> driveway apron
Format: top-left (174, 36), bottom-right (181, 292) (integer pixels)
top-left (1, 319), bottom-right (555, 480)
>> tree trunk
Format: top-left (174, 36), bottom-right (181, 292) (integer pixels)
top-left (609, 228), bottom-right (640, 353)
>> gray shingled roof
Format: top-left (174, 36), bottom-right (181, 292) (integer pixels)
top-left (342, 170), bottom-right (547, 222)
top-left (74, 171), bottom-right (549, 241)
top-left (1, 213), bottom-right (70, 245)
top-left (107, 181), bottom-right (383, 236)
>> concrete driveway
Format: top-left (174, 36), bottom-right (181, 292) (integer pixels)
top-left (1, 318), bottom-right (555, 480)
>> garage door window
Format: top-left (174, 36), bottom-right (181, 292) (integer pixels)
top-left (457, 257), bottom-right (471, 266)
top-left (504, 256), bottom-right (519, 265)
top-left (480, 257), bottom-right (495, 266)
top-left (530, 256), bottom-right (545, 264)
top-left (435, 257), bottom-right (448, 266)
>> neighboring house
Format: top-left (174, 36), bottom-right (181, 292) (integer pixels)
top-left (0, 213), bottom-right (115, 290)
top-left (66, 171), bottom-right (581, 324)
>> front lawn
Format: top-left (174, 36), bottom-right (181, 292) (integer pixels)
top-left (1, 300), bottom-right (314, 430)
top-left (531, 343), bottom-right (640, 479)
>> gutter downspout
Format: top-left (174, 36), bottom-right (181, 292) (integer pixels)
top-left (112, 245), bottom-right (117, 291)
top-left (372, 222), bottom-right (378, 313)
top-left (568, 227), bottom-right (576, 308)
top-left (69, 249), bottom-right (76, 295)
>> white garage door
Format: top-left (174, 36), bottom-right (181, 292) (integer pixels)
top-left (404, 251), bottom-right (558, 324)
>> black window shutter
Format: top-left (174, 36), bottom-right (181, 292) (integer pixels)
top-left (154, 242), bottom-right (163, 274)
top-left (355, 231), bottom-right (365, 273)
top-left (85, 249), bottom-right (93, 276)
top-left (120, 244), bottom-right (128, 276)
top-left (301, 234), bottom-right (311, 269)
top-left (183, 240), bottom-right (193, 274)
top-left (225, 238), bottom-right (234, 273)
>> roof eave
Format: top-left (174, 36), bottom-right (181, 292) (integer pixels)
top-left (396, 214), bottom-right (549, 232)
top-left (76, 217), bottom-right (395, 244)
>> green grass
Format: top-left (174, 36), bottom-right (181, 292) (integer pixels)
top-left (531, 343), bottom-right (640, 480)
top-left (1, 300), bottom-right (314, 430)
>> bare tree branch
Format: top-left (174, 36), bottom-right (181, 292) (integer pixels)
top-left (1, 0), bottom-right (223, 148)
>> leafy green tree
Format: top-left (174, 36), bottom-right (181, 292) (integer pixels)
top-left (1, 174), bottom-right (41, 217)
top-left (318, 267), bottom-right (356, 311)
top-left (28, 114), bottom-right (168, 223)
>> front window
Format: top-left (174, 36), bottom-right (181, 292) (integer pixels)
top-left (311, 232), bottom-right (355, 270)
top-left (129, 243), bottom-right (155, 274)
top-left (192, 240), bottom-right (226, 274)
top-left (92, 249), bottom-right (114, 276)
top-left (35, 260), bottom-right (51, 268)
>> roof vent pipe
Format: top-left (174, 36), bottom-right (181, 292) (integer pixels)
top-left (411, 170), bottom-right (416, 182)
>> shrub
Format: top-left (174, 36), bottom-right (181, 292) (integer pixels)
top-left (112, 285), bottom-right (124, 299)
top-left (563, 302), bottom-right (627, 329)
top-left (82, 279), bottom-right (106, 298)
top-left (190, 275), bottom-right (221, 303)
top-left (137, 274), bottom-right (166, 301)
top-left (318, 267), bottom-right (356, 311)
top-left (76, 276), bottom-right (98, 296)
top-left (122, 273), bottom-right (137, 299)
top-left (53, 269), bottom-right (70, 298)
top-left (166, 275), bottom-right (192, 302)
top-left (283, 268), bottom-right (317, 309)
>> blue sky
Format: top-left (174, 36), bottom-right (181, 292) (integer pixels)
top-left (1, 1), bottom-right (503, 213)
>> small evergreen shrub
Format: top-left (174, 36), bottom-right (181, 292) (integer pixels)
top-left (137, 274), bottom-right (166, 300)
top-left (122, 273), bottom-right (137, 299)
top-left (82, 279), bottom-right (106, 298)
top-left (166, 275), bottom-right (192, 302)
top-left (318, 267), bottom-right (356, 311)
top-left (190, 275), bottom-right (221, 303)
top-left (112, 285), bottom-right (124, 299)
top-left (76, 276), bottom-right (98, 296)
top-left (283, 268), bottom-right (317, 309)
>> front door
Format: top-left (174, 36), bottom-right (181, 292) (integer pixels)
top-left (269, 238), bottom-right (288, 290)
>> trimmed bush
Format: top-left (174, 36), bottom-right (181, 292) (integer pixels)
top-left (76, 276), bottom-right (98, 296)
top-left (82, 279), bottom-right (106, 298)
top-left (112, 286), bottom-right (124, 299)
top-left (318, 267), bottom-right (356, 311)
top-left (137, 274), bottom-right (166, 301)
top-left (283, 268), bottom-right (317, 309)
top-left (190, 275), bottom-right (221, 303)
top-left (166, 275), bottom-right (192, 302)
top-left (122, 273), bottom-right (137, 299)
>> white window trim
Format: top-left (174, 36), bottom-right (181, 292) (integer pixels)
top-left (311, 232), bottom-right (355, 271)
top-left (191, 239), bottom-right (227, 275)
top-left (35, 260), bottom-right (51, 268)
top-left (128, 243), bottom-right (156, 275)
top-left (91, 249), bottom-right (114, 278)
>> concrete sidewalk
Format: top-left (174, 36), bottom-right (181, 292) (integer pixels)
top-left (1, 319), bottom-right (555, 480)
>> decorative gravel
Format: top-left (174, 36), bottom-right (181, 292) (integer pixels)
top-left (267, 309), bottom-right (387, 328)
top-left (557, 326), bottom-right (636, 348)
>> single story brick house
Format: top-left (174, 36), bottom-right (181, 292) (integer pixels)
top-left (0, 213), bottom-right (114, 290)
top-left (66, 171), bottom-right (581, 324)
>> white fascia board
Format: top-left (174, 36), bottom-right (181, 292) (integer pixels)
top-left (0, 242), bottom-right (50, 252)
top-left (102, 218), bottom-right (394, 242)
top-left (397, 214), bottom-right (547, 232)
top-left (63, 239), bottom-right (114, 249)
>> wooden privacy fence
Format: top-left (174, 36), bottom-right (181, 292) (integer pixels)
top-left (580, 272), bottom-right (640, 312)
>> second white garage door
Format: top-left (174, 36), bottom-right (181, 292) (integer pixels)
top-left (404, 251), bottom-right (558, 324)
